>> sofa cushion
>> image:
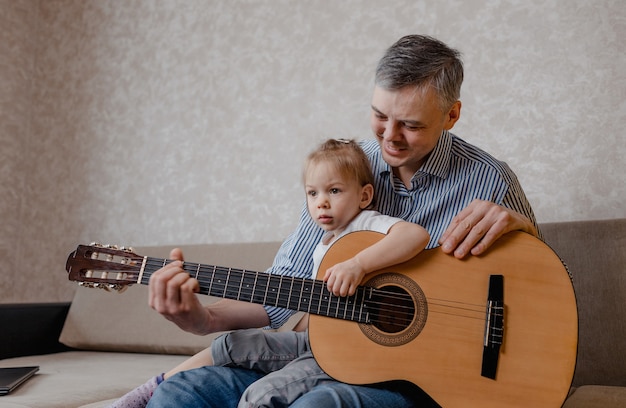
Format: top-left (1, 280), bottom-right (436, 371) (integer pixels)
top-left (60, 242), bottom-right (285, 355)
top-left (0, 351), bottom-right (189, 408)
top-left (59, 285), bottom-right (223, 355)
top-left (562, 385), bottom-right (626, 408)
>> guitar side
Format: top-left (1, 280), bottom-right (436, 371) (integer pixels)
top-left (309, 231), bottom-right (578, 408)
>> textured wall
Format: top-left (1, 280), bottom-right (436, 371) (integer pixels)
top-left (2, 0), bottom-right (625, 303)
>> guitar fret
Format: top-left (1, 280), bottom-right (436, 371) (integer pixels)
top-left (312, 281), bottom-right (323, 315)
top-left (237, 270), bottom-right (245, 301)
top-left (227, 269), bottom-right (243, 300)
top-left (207, 265), bottom-right (216, 295)
top-left (218, 268), bottom-right (229, 298)
top-left (290, 279), bottom-right (298, 309)
top-left (297, 279), bottom-right (304, 311)
top-left (357, 288), bottom-right (365, 322)
top-left (326, 287), bottom-right (332, 316)
top-left (274, 275), bottom-right (284, 306)
top-left (286, 278), bottom-right (293, 309)
top-left (265, 275), bottom-right (278, 306)
top-left (253, 273), bottom-right (268, 304)
top-left (282, 277), bottom-right (294, 309)
top-left (349, 296), bottom-right (356, 321)
top-left (316, 282), bottom-right (324, 316)
top-left (238, 271), bottom-right (255, 303)
top-left (225, 268), bottom-right (232, 298)
top-left (303, 280), bottom-right (312, 312)
top-left (344, 297), bottom-right (350, 320)
top-left (308, 280), bottom-right (316, 313)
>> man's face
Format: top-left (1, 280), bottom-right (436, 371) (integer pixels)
top-left (370, 85), bottom-right (460, 184)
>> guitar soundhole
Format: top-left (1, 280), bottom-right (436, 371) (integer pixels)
top-left (359, 273), bottom-right (428, 347)
top-left (370, 285), bottom-right (415, 334)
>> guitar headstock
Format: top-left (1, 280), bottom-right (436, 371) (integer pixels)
top-left (66, 243), bottom-right (143, 292)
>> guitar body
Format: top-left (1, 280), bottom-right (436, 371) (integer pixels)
top-left (309, 231), bottom-right (577, 408)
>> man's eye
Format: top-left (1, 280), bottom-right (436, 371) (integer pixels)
top-left (403, 123), bottom-right (422, 131)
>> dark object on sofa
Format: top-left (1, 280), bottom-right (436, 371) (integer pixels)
top-left (0, 302), bottom-right (72, 360)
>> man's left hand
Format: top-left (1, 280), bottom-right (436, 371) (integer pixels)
top-left (438, 199), bottom-right (538, 259)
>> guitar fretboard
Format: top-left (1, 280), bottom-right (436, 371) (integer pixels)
top-left (140, 257), bottom-right (373, 323)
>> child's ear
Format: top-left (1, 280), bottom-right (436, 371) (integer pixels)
top-left (360, 184), bottom-right (374, 209)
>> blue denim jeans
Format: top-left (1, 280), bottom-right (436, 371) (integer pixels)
top-left (146, 365), bottom-right (436, 408)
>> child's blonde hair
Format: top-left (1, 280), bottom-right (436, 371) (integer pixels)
top-left (304, 139), bottom-right (375, 207)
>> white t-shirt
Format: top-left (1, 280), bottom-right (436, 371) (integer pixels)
top-left (310, 210), bottom-right (402, 278)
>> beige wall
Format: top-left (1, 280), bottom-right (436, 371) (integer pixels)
top-left (2, 0), bottom-right (624, 303)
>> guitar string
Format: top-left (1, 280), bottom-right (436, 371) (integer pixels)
top-left (139, 259), bottom-right (491, 319)
top-left (91, 253), bottom-right (495, 330)
top-left (121, 258), bottom-right (492, 321)
top-left (131, 259), bottom-right (492, 328)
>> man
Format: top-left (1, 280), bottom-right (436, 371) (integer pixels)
top-left (146, 34), bottom-right (539, 408)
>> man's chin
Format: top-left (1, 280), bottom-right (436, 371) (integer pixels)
top-left (381, 150), bottom-right (406, 167)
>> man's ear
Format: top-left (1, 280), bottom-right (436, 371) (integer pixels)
top-left (360, 184), bottom-right (375, 209)
top-left (443, 100), bottom-right (461, 130)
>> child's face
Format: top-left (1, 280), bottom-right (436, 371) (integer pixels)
top-left (305, 161), bottom-right (372, 234)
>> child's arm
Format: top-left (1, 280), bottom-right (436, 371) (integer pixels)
top-left (323, 221), bottom-right (429, 297)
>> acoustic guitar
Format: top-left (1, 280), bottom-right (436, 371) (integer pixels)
top-left (65, 230), bottom-right (578, 407)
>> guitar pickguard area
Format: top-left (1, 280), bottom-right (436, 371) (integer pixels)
top-left (359, 273), bottom-right (428, 347)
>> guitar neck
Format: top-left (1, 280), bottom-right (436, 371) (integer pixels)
top-left (139, 257), bottom-right (372, 323)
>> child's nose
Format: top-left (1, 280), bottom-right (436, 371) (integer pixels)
top-left (317, 197), bottom-right (330, 208)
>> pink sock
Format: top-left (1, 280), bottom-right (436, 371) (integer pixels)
top-left (109, 374), bottom-right (163, 408)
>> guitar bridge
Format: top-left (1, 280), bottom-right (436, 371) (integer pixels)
top-left (482, 274), bottom-right (504, 379)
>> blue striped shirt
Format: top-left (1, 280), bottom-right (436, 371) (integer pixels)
top-left (264, 131), bottom-right (538, 328)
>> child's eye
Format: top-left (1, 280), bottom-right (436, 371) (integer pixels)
top-left (330, 188), bottom-right (340, 194)
top-left (307, 190), bottom-right (317, 197)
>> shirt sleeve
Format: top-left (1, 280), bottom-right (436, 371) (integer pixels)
top-left (262, 203), bottom-right (324, 328)
top-left (498, 163), bottom-right (542, 239)
top-left (349, 211), bottom-right (403, 235)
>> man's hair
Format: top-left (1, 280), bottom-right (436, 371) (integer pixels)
top-left (375, 35), bottom-right (464, 111)
top-left (304, 139), bottom-right (375, 192)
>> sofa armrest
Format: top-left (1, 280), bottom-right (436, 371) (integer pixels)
top-left (0, 302), bottom-right (73, 359)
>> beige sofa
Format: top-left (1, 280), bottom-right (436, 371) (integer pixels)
top-left (1, 219), bottom-right (625, 407)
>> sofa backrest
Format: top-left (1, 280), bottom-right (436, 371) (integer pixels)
top-left (60, 241), bottom-right (289, 355)
top-left (540, 218), bottom-right (626, 388)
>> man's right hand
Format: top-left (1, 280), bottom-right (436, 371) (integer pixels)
top-left (148, 248), bottom-right (212, 335)
top-left (148, 248), bottom-right (272, 335)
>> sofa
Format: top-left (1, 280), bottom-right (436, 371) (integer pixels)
top-left (1, 219), bottom-right (625, 407)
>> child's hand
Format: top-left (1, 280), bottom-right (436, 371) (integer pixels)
top-left (323, 258), bottom-right (365, 297)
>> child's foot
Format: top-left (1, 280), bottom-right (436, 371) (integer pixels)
top-left (108, 374), bottom-right (163, 408)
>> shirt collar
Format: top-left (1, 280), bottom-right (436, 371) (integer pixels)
top-left (419, 130), bottom-right (452, 180)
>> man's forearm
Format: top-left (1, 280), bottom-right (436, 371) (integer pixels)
top-left (201, 299), bottom-right (270, 334)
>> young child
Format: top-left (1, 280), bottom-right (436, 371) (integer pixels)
top-left (109, 139), bottom-right (429, 408)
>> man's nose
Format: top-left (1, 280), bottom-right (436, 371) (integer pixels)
top-left (379, 122), bottom-right (399, 140)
